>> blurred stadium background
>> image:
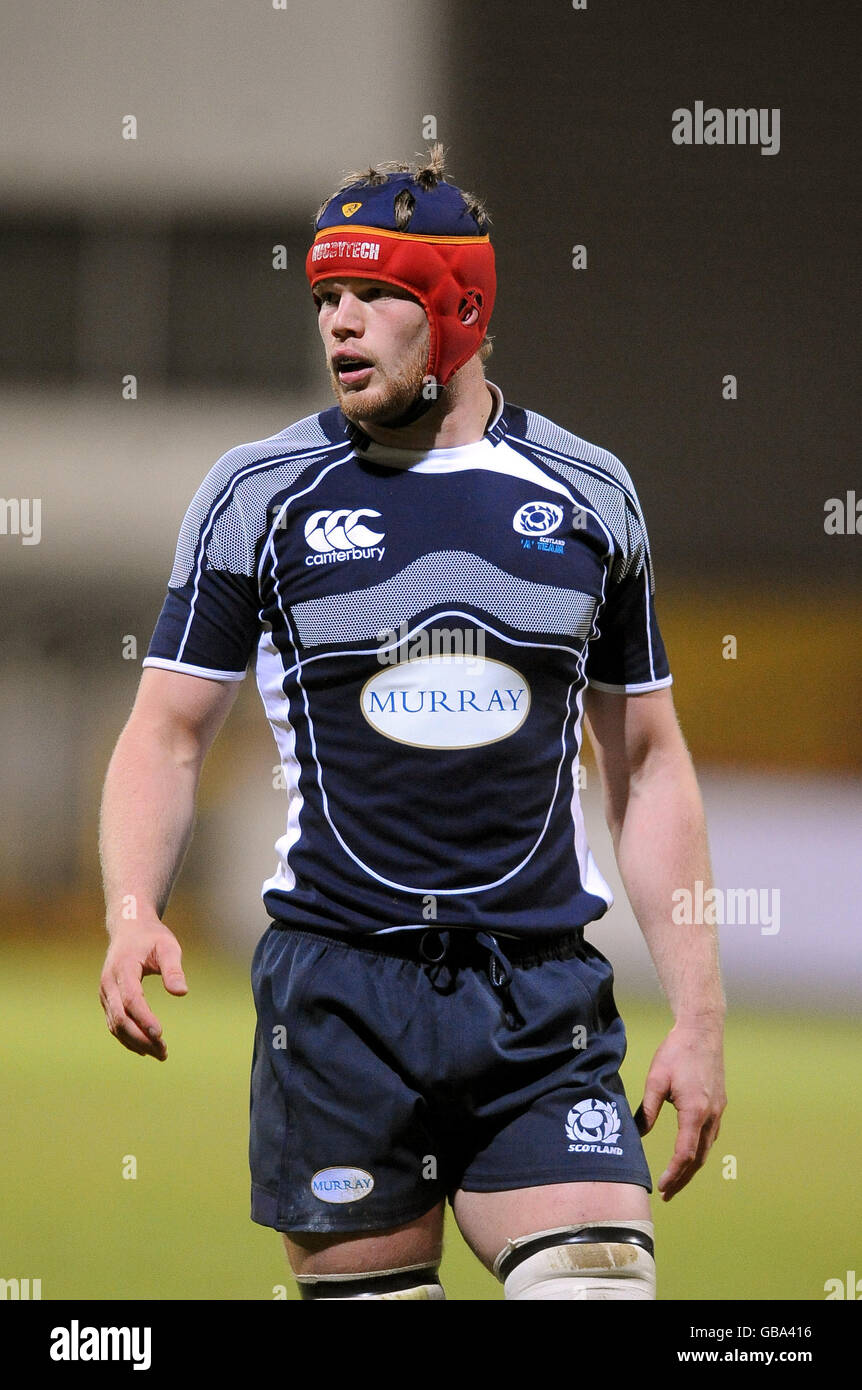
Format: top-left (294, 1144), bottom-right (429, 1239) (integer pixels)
top-left (2, 1), bottom-right (859, 1300)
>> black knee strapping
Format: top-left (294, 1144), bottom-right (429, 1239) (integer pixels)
top-left (496, 1225), bottom-right (655, 1283)
top-left (297, 1264), bottom-right (444, 1300)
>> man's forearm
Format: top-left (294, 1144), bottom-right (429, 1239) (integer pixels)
top-left (609, 744), bottom-right (725, 1025)
top-left (99, 724), bottom-right (201, 933)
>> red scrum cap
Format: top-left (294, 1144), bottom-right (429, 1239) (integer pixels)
top-left (306, 170), bottom-right (496, 388)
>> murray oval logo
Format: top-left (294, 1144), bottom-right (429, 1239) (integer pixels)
top-left (310, 1167), bottom-right (375, 1204)
top-left (361, 655), bottom-right (531, 749)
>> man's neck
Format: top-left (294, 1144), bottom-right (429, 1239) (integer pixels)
top-left (356, 360), bottom-right (495, 451)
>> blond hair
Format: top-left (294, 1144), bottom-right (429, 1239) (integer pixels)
top-left (314, 143), bottom-right (491, 234)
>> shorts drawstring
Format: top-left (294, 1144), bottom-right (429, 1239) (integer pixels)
top-left (475, 931), bottom-right (513, 989)
top-left (419, 928), bottom-right (454, 993)
top-left (419, 928), bottom-right (524, 1029)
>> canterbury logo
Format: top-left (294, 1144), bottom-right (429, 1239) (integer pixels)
top-left (304, 508), bottom-right (385, 553)
top-left (341, 201), bottom-right (362, 217)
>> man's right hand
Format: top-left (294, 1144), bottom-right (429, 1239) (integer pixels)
top-left (99, 921), bottom-right (188, 1060)
top-left (98, 670), bottom-right (238, 1059)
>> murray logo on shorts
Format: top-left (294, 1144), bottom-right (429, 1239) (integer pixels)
top-left (565, 1100), bottom-right (623, 1155)
top-left (310, 1166), bottom-right (375, 1204)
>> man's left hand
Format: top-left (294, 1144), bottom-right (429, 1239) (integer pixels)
top-left (635, 1022), bottom-right (727, 1201)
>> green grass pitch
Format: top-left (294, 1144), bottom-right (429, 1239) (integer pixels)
top-left (2, 940), bottom-right (859, 1301)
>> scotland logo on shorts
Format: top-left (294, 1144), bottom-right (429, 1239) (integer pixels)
top-left (565, 1099), bottom-right (624, 1155)
top-left (512, 501), bottom-right (564, 537)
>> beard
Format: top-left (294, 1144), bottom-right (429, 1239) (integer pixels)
top-left (328, 331), bottom-right (430, 427)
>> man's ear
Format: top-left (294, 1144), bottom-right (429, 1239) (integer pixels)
top-left (458, 289), bottom-right (484, 325)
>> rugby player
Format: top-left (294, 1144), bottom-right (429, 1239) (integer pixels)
top-left (99, 146), bottom-right (727, 1300)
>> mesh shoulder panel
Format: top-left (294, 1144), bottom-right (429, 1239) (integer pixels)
top-left (168, 413), bottom-right (342, 587)
top-left (517, 409), bottom-right (655, 589)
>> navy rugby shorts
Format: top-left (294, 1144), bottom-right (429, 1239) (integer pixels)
top-left (249, 923), bottom-right (652, 1234)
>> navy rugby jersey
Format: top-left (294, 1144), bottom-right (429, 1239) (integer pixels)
top-left (144, 383), bottom-right (672, 937)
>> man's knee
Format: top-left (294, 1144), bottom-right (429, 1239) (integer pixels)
top-left (493, 1220), bottom-right (656, 1301)
top-left (284, 1210), bottom-right (446, 1299)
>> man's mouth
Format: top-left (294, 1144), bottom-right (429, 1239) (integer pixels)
top-left (333, 355), bottom-right (374, 386)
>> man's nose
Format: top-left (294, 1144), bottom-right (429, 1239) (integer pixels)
top-left (330, 293), bottom-right (364, 337)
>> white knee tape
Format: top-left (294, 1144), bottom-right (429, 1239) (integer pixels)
top-left (495, 1221), bottom-right (656, 1301)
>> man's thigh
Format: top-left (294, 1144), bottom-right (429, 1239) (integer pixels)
top-left (250, 927), bottom-right (454, 1236)
top-left (283, 1202), bottom-right (445, 1277)
top-left (453, 1180), bottom-right (650, 1272)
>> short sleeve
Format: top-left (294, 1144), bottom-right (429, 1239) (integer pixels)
top-left (143, 460), bottom-right (261, 682)
top-left (584, 494), bottom-right (672, 694)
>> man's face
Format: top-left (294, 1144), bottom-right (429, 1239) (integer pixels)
top-left (315, 277), bottom-right (430, 425)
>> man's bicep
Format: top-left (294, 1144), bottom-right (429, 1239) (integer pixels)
top-left (584, 684), bottom-right (684, 792)
top-left (129, 667), bottom-right (242, 756)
